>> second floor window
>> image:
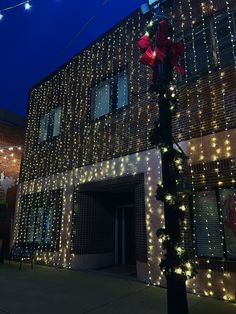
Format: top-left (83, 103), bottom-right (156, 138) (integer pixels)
top-left (178, 6), bottom-right (236, 83)
top-left (215, 10), bottom-right (236, 68)
top-left (92, 82), bottom-right (110, 119)
top-left (91, 69), bottom-right (128, 120)
top-left (38, 106), bottom-right (61, 143)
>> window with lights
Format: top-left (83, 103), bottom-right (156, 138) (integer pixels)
top-left (38, 106), bottom-right (61, 143)
top-left (27, 207), bottom-right (53, 246)
top-left (20, 190), bottom-right (63, 251)
top-left (215, 8), bottom-right (236, 68)
top-left (193, 189), bottom-right (236, 260)
top-left (91, 69), bottom-right (129, 120)
top-left (177, 6), bottom-right (236, 83)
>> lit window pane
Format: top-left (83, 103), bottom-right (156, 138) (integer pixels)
top-left (194, 26), bottom-right (209, 73)
top-left (27, 208), bottom-right (36, 242)
top-left (44, 207), bottom-right (53, 244)
top-left (53, 107), bottom-right (61, 137)
top-left (39, 113), bottom-right (49, 143)
top-left (92, 83), bottom-right (110, 119)
top-left (117, 72), bottom-right (128, 108)
top-left (184, 34), bottom-right (195, 78)
top-left (216, 12), bottom-right (235, 67)
top-left (35, 207), bottom-right (44, 244)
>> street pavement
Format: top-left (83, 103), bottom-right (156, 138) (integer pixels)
top-left (0, 263), bottom-right (235, 314)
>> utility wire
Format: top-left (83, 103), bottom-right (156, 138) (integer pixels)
top-left (58, 0), bottom-right (109, 58)
top-left (0, 1), bottom-right (30, 12)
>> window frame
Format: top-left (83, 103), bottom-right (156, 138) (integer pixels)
top-left (91, 80), bottom-right (111, 120)
top-left (191, 186), bottom-right (236, 261)
top-left (22, 190), bottom-right (63, 252)
top-left (26, 206), bottom-right (54, 249)
top-left (217, 187), bottom-right (236, 260)
top-left (90, 66), bottom-right (129, 121)
top-left (38, 106), bottom-right (62, 144)
top-left (177, 6), bottom-right (236, 85)
top-left (214, 9), bottom-right (236, 68)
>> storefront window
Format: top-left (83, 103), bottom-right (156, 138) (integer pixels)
top-left (44, 207), bottom-right (53, 244)
top-left (194, 191), bottom-right (224, 258)
top-left (27, 207), bottom-right (53, 246)
top-left (219, 189), bottom-right (236, 259)
top-left (34, 207), bottom-right (44, 244)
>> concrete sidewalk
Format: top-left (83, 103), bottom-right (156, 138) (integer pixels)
top-left (0, 263), bottom-right (235, 314)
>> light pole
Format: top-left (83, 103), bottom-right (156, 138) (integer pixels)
top-left (138, 1), bottom-right (196, 314)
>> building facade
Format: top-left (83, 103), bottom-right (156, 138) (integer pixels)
top-left (0, 108), bottom-right (25, 256)
top-left (15, 0), bottom-right (236, 302)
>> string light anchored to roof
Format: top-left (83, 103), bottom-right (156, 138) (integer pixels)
top-left (0, 0), bottom-right (32, 21)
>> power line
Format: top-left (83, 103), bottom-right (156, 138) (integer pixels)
top-left (58, 0), bottom-right (110, 58)
top-left (0, 1), bottom-right (30, 12)
top-left (0, 0), bottom-right (31, 19)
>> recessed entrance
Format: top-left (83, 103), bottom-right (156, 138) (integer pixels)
top-left (71, 174), bottom-right (147, 276)
top-left (115, 205), bottom-right (136, 266)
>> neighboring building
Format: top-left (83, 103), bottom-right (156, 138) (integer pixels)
top-left (14, 0), bottom-right (236, 302)
top-left (0, 108), bottom-right (25, 256)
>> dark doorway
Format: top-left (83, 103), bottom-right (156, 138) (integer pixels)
top-left (71, 174), bottom-right (147, 275)
top-left (115, 206), bottom-right (136, 266)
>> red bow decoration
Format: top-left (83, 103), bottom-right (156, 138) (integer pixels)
top-left (138, 20), bottom-right (185, 83)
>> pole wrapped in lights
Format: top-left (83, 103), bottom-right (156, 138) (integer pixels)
top-left (138, 1), bottom-right (194, 313)
top-left (11, 0), bottom-right (236, 304)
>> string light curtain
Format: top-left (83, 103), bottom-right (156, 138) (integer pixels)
top-left (13, 0), bottom-right (236, 302)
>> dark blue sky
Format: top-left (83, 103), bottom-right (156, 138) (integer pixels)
top-left (0, 0), bottom-right (144, 116)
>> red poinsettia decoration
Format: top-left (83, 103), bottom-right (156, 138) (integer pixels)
top-left (138, 19), bottom-right (185, 84)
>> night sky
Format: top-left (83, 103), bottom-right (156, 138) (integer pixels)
top-left (0, 0), bottom-right (144, 116)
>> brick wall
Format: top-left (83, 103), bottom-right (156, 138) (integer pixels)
top-left (17, 0), bottom-right (236, 298)
top-left (20, 1), bottom-right (236, 184)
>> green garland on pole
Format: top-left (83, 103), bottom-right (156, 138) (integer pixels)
top-left (150, 109), bottom-right (197, 280)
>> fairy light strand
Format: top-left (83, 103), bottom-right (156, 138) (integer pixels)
top-left (0, 1), bottom-right (31, 20)
top-left (12, 2), bottom-right (236, 303)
